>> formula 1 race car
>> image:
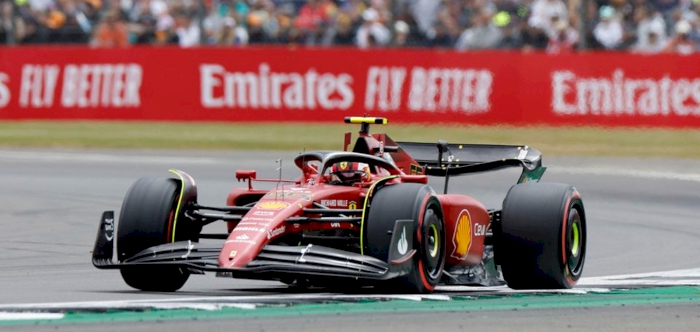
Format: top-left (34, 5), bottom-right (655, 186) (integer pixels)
top-left (92, 117), bottom-right (586, 293)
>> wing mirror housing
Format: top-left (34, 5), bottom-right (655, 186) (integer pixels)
top-left (235, 170), bottom-right (257, 189)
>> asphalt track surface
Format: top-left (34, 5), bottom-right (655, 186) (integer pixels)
top-left (1, 148), bottom-right (699, 330)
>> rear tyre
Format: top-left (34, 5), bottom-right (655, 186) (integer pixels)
top-left (117, 177), bottom-right (198, 292)
top-left (365, 184), bottom-right (445, 294)
top-left (496, 183), bottom-right (586, 289)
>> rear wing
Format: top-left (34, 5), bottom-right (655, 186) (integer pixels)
top-left (393, 141), bottom-right (546, 184)
top-left (339, 117), bottom-right (546, 184)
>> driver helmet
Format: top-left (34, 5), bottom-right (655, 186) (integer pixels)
top-left (330, 162), bottom-right (371, 185)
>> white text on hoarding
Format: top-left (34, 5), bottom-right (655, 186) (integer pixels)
top-left (552, 70), bottom-right (700, 116)
top-left (16, 64), bottom-right (143, 109)
top-left (200, 63), bottom-right (354, 110)
top-left (364, 66), bottom-right (493, 113)
top-left (0, 73), bottom-right (10, 108)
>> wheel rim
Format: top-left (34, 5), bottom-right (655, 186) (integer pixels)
top-left (428, 224), bottom-right (439, 258)
top-left (571, 222), bottom-right (580, 256)
top-left (566, 208), bottom-right (584, 276)
top-left (423, 209), bottom-right (443, 280)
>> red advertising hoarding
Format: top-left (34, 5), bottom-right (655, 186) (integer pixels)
top-left (1, 46), bottom-right (699, 127)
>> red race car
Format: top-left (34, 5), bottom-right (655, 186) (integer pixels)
top-left (93, 116), bottom-right (586, 293)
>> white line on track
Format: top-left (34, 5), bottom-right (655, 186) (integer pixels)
top-left (0, 268), bottom-right (698, 313)
top-left (0, 294), bottom-right (444, 311)
top-left (550, 166), bottom-right (700, 183)
top-left (0, 312), bottom-right (65, 321)
top-left (115, 303), bottom-right (257, 311)
top-left (577, 268), bottom-right (700, 286)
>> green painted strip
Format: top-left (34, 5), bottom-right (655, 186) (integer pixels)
top-left (2, 286), bottom-right (699, 326)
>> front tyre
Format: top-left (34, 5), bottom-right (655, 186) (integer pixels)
top-left (496, 183), bottom-right (586, 289)
top-left (366, 184), bottom-right (446, 293)
top-left (117, 177), bottom-right (198, 292)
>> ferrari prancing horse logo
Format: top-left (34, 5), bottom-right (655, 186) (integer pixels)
top-left (340, 162), bottom-right (348, 170)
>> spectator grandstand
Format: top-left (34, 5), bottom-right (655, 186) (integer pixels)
top-left (0, 0), bottom-right (697, 53)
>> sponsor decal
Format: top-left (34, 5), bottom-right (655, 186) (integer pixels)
top-left (474, 223), bottom-right (488, 236)
top-left (226, 233), bottom-right (256, 245)
top-left (293, 223), bottom-right (301, 229)
top-left (364, 66), bottom-right (493, 113)
top-left (409, 164), bottom-right (424, 175)
top-left (330, 222), bottom-right (341, 228)
top-left (348, 201), bottom-right (357, 209)
top-left (264, 190), bottom-right (313, 201)
top-left (200, 63), bottom-right (354, 110)
top-left (267, 226), bottom-right (286, 239)
top-left (240, 217), bottom-right (273, 223)
top-left (234, 226), bottom-right (265, 233)
top-left (320, 199), bottom-right (349, 207)
top-left (397, 226), bottom-right (408, 255)
top-left (451, 209), bottom-right (473, 260)
top-left (228, 250), bottom-right (237, 259)
top-left (297, 243), bottom-right (313, 263)
top-left (257, 201), bottom-right (290, 210)
top-left (253, 210), bottom-right (275, 216)
top-left (0, 72), bottom-right (9, 107)
top-left (17, 64), bottom-right (143, 109)
top-left (551, 69), bottom-right (700, 117)
top-left (103, 217), bottom-right (114, 241)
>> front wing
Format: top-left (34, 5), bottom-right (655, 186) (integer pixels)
top-left (92, 211), bottom-right (414, 282)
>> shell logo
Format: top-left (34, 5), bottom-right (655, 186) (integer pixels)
top-left (451, 209), bottom-right (472, 260)
top-left (257, 201), bottom-right (290, 210)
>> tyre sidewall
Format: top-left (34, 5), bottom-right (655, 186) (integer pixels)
top-left (498, 183), bottom-right (586, 289)
top-left (116, 177), bottom-right (195, 292)
top-left (366, 184), bottom-right (445, 293)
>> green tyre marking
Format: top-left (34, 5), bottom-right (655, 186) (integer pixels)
top-left (429, 224), bottom-right (439, 258)
top-left (571, 222), bottom-right (580, 256)
top-left (167, 169), bottom-right (186, 244)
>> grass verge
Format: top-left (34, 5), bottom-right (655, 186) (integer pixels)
top-left (0, 121), bottom-right (698, 158)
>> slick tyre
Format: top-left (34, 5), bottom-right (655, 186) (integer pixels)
top-left (117, 177), bottom-right (197, 292)
top-left (496, 183), bottom-right (586, 289)
top-left (366, 183), bottom-right (445, 294)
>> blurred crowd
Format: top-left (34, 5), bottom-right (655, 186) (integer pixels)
top-left (1, 0), bottom-right (699, 53)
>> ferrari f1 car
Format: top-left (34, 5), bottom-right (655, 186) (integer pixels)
top-left (92, 117), bottom-right (586, 293)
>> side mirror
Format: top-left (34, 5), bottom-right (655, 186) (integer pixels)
top-left (235, 170), bottom-right (257, 181)
top-left (235, 170), bottom-right (256, 190)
